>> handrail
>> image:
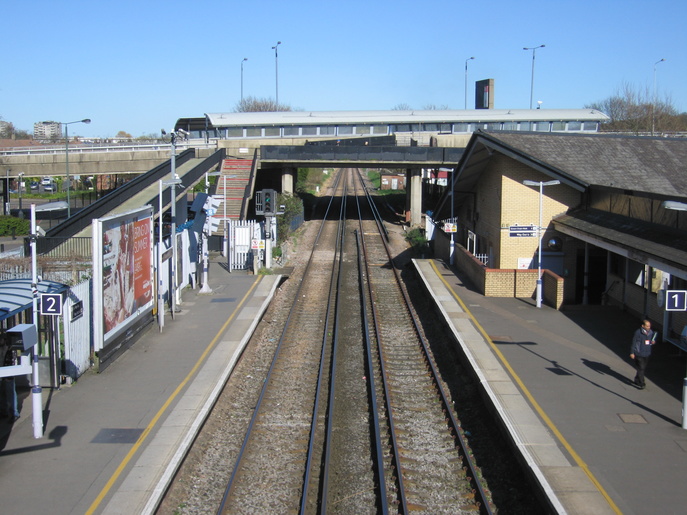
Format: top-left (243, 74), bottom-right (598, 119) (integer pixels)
top-left (43, 149), bottom-right (196, 243)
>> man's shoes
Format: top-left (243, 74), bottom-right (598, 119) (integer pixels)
top-left (8, 414), bottom-right (19, 423)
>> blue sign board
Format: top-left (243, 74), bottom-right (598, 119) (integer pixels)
top-left (509, 225), bottom-right (537, 237)
top-left (666, 290), bottom-right (687, 311)
top-left (40, 293), bottom-right (63, 316)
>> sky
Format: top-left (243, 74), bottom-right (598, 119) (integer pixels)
top-left (2, 0), bottom-right (685, 139)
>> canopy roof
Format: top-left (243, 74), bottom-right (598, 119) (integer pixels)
top-left (0, 278), bottom-right (69, 321)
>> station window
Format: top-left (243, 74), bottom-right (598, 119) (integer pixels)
top-left (534, 122), bottom-right (550, 132)
top-left (453, 123), bottom-right (470, 133)
top-left (503, 121), bottom-right (517, 131)
top-left (567, 121), bottom-right (582, 131)
top-left (355, 125), bottom-right (371, 135)
top-left (519, 122), bottom-right (532, 131)
top-left (371, 125), bottom-right (387, 134)
top-left (320, 126), bottom-right (336, 135)
top-left (439, 123), bottom-right (451, 132)
top-left (284, 126), bottom-right (299, 136)
top-left (302, 126), bottom-right (317, 136)
top-left (338, 126), bottom-right (354, 135)
top-left (424, 123), bottom-right (439, 132)
top-left (393, 124), bottom-right (410, 132)
top-left (583, 121), bottom-right (598, 131)
top-left (226, 127), bottom-right (243, 138)
top-left (264, 127), bottom-right (280, 137)
top-left (487, 122), bottom-right (502, 131)
top-left (246, 127), bottom-right (262, 137)
top-left (551, 121), bottom-right (566, 131)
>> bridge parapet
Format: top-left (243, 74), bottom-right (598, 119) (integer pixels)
top-left (260, 145), bottom-right (463, 168)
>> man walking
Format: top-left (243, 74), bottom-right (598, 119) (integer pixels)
top-left (630, 319), bottom-right (656, 389)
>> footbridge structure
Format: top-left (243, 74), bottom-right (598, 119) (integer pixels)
top-left (4, 140), bottom-right (459, 230)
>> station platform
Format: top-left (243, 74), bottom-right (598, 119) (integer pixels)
top-left (414, 258), bottom-right (687, 515)
top-left (2, 254), bottom-right (686, 514)
top-left (0, 262), bottom-right (281, 514)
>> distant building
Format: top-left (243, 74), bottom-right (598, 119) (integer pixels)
top-left (34, 121), bottom-right (62, 140)
top-left (380, 172), bottom-right (406, 190)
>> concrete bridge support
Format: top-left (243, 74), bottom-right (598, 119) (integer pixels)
top-left (281, 167), bottom-right (296, 195)
top-left (405, 168), bottom-right (423, 226)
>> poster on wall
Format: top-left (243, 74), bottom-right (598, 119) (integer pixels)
top-left (93, 206), bottom-right (154, 350)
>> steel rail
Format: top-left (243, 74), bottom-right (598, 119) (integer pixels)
top-left (302, 171), bottom-right (349, 513)
top-left (356, 168), bottom-right (495, 514)
top-left (353, 171), bottom-right (409, 513)
top-left (218, 170), bottom-right (346, 514)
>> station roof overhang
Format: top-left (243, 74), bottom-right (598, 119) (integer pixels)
top-left (553, 208), bottom-right (687, 281)
top-left (0, 278), bottom-right (69, 322)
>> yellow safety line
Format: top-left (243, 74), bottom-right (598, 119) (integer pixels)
top-left (85, 276), bottom-right (264, 515)
top-left (428, 260), bottom-right (622, 514)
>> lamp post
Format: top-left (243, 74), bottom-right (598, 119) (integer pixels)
top-left (17, 172), bottom-right (24, 216)
top-left (47, 119), bottom-right (91, 218)
top-left (652, 58), bottom-right (666, 136)
top-left (241, 58), bottom-right (248, 102)
top-left (464, 57), bottom-right (475, 110)
top-left (523, 179), bottom-right (560, 308)
top-left (523, 45), bottom-right (545, 109)
top-left (4, 168), bottom-right (9, 216)
top-left (272, 41), bottom-right (281, 107)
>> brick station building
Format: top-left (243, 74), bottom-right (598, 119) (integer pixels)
top-left (430, 130), bottom-right (687, 339)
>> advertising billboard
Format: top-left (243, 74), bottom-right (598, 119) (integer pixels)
top-left (93, 206), bottom-right (154, 351)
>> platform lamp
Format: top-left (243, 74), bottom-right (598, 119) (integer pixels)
top-left (523, 179), bottom-right (560, 308)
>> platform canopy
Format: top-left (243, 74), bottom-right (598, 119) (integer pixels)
top-left (0, 278), bottom-right (69, 321)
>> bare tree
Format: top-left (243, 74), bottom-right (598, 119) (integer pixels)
top-left (422, 104), bottom-right (450, 110)
top-left (586, 82), bottom-right (686, 134)
top-left (392, 103), bottom-right (413, 111)
top-left (234, 96), bottom-right (292, 112)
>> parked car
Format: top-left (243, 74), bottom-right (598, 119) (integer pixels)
top-left (30, 181), bottom-right (39, 191)
top-left (41, 177), bottom-right (52, 186)
top-left (43, 183), bottom-right (56, 192)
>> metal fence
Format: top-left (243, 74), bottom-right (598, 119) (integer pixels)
top-left (25, 236), bottom-right (93, 259)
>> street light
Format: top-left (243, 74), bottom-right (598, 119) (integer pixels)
top-left (272, 41), bottom-right (281, 107)
top-left (46, 119), bottom-right (91, 218)
top-left (523, 179), bottom-right (560, 308)
top-left (17, 172), bottom-right (24, 216)
top-left (4, 168), bottom-right (9, 216)
top-left (652, 58), bottom-right (666, 136)
top-left (464, 56), bottom-right (475, 110)
top-left (241, 58), bottom-right (248, 102)
top-left (523, 45), bottom-right (545, 109)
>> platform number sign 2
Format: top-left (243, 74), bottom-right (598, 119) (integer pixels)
top-left (666, 290), bottom-right (687, 311)
top-left (40, 293), bottom-right (63, 316)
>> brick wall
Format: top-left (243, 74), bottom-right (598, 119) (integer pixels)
top-left (432, 228), bottom-right (564, 308)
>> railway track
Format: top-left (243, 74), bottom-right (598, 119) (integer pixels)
top-left (216, 169), bottom-right (493, 514)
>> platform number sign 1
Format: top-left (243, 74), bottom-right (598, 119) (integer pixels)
top-left (40, 293), bottom-right (62, 316)
top-left (666, 290), bottom-right (687, 311)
